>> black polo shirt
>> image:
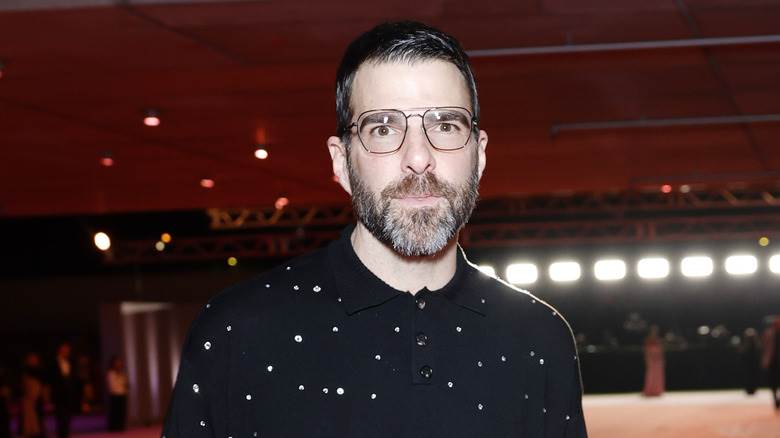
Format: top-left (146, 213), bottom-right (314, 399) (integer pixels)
top-left (162, 224), bottom-right (587, 438)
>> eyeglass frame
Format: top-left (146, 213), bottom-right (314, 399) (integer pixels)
top-left (346, 106), bottom-right (479, 155)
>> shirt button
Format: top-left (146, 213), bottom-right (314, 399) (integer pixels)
top-left (415, 333), bottom-right (429, 346)
top-left (416, 297), bottom-right (426, 310)
top-left (419, 365), bottom-right (433, 379)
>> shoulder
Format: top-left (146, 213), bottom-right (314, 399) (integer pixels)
top-left (181, 247), bottom-right (332, 352)
top-left (471, 267), bottom-right (579, 359)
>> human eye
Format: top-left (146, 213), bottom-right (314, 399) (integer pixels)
top-left (361, 112), bottom-right (404, 137)
top-left (426, 110), bottom-right (469, 135)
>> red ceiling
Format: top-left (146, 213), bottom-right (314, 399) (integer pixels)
top-left (1, 0), bottom-right (779, 217)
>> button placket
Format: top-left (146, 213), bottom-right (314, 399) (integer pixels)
top-left (411, 290), bottom-right (435, 385)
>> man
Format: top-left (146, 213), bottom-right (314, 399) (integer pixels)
top-left (162, 21), bottom-right (586, 438)
top-left (50, 342), bottom-right (78, 438)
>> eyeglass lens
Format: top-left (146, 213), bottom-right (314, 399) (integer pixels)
top-left (357, 108), bottom-right (472, 153)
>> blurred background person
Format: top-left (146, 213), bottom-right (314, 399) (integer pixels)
top-left (49, 342), bottom-right (77, 438)
top-left (739, 328), bottom-right (762, 396)
top-left (762, 316), bottom-right (780, 411)
top-left (105, 356), bottom-right (128, 432)
top-left (643, 325), bottom-right (665, 397)
top-left (20, 353), bottom-right (46, 438)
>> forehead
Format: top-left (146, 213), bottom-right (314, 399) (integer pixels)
top-left (350, 59), bottom-right (470, 114)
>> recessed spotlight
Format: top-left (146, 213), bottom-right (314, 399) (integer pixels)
top-left (94, 232), bottom-right (111, 251)
top-left (759, 237), bottom-right (770, 247)
top-left (155, 241), bottom-right (165, 252)
top-left (161, 233), bottom-right (172, 243)
top-left (100, 151), bottom-right (114, 167)
top-left (200, 178), bottom-right (215, 189)
top-left (227, 256), bottom-right (238, 267)
top-left (275, 197), bottom-right (289, 210)
top-left (661, 184), bottom-right (672, 194)
top-left (679, 184), bottom-right (691, 193)
top-left (254, 144), bottom-right (269, 160)
top-left (143, 109), bottom-right (161, 127)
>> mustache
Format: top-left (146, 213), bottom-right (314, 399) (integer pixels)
top-left (381, 172), bottom-right (457, 199)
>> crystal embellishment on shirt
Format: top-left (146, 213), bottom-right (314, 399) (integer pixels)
top-left (203, 341), bottom-right (212, 350)
top-left (294, 335), bottom-right (303, 343)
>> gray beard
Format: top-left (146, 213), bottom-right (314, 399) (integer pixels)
top-left (347, 157), bottom-right (479, 257)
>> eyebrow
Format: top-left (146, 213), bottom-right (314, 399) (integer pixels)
top-left (362, 112), bottom-right (404, 124)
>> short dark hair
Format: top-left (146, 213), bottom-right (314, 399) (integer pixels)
top-left (335, 21), bottom-right (480, 146)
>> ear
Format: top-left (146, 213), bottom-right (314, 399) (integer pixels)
top-left (476, 129), bottom-right (488, 180)
top-left (327, 135), bottom-right (352, 195)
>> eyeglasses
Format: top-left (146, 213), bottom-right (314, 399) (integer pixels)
top-left (347, 106), bottom-right (478, 155)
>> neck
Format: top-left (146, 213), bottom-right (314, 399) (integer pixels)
top-left (350, 222), bottom-right (459, 295)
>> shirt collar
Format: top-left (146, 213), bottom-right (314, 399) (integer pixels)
top-left (327, 223), bottom-right (486, 317)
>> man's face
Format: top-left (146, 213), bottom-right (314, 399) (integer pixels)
top-left (329, 60), bottom-right (488, 257)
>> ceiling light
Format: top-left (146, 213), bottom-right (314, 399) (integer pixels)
top-left (637, 257), bottom-right (670, 279)
top-left (161, 233), bottom-right (172, 243)
top-left (200, 178), bottom-right (215, 189)
top-left (275, 197), bottom-right (289, 210)
top-left (661, 184), bottom-right (672, 194)
top-left (506, 263), bottom-right (538, 285)
top-left (143, 109), bottom-right (161, 127)
top-left (155, 241), bottom-right (165, 251)
top-left (549, 261), bottom-right (581, 282)
top-left (759, 237), bottom-right (770, 247)
top-left (100, 150), bottom-right (114, 167)
top-left (681, 256), bottom-right (714, 278)
top-left (94, 232), bottom-right (111, 251)
top-left (594, 259), bottom-right (626, 281)
top-left (227, 256), bottom-right (238, 267)
top-left (254, 144), bottom-right (269, 160)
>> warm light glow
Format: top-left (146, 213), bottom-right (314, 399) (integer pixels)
top-left (681, 256), bottom-right (714, 278)
top-left (594, 259), bottom-right (626, 281)
top-left (100, 155), bottom-right (114, 167)
top-left (227, 256), bottom-right (238, 267)
top-left (759, 237), bottom-right (770, 247)
top-left (724, 254), bottom-right (758, 276)
top-left (506, 263), bottom-right (538, 285)
top-left (637, 257), bottom-right (670, 279)
top-left (94, 232), bottom-right (111, 251)
top-left (254, 147), bottom-right (269, 160)
top-left (549, 261), bottom-right (581, 283)
top-left (768, 254), bottom-right (780, 274)
top-left (661, 184), bottom-right (672, 194)
top-left (155, 241), bottom-right (165, 252)
top-left (161, 233), bottom-right (172, 243)
top-left (200, 178), bottom-right (215, 189)
top-left (477, 265), bottom-right (496, 277)
top-left (143, 116), bottom-right (160, 127)
top-left (679, 184), bottom-right (691, 193)
top-left (275, 197), bottom-right (289, 210)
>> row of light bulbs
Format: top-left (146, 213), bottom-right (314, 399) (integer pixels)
top-left (478, 253), bottom-right (780, 285)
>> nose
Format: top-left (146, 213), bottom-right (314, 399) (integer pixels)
top-left (400, 115), bottom-right (436, 175)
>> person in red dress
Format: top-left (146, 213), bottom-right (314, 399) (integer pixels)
top-left (643, 325), bottom-right (665, 397)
